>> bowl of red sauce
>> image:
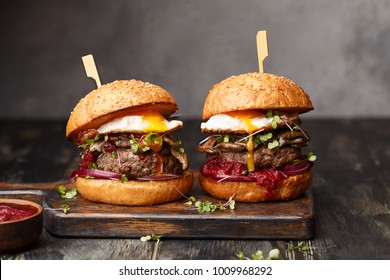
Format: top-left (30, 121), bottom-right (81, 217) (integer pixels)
top-left (0, 199), bottom-right (43, 251)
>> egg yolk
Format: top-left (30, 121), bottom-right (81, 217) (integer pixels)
top-left (138, 110), bottom-right (169, 133)
top-left (226, 110), bottom-right (265, 172)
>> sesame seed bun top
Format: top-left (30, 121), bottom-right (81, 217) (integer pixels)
top-left (66, 79), bottom-right (178, 142)
top-left (202, 73), bottom-right (313, 120)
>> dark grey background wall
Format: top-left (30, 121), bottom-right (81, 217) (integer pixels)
top-left (1, 0), bottom-right (389, 119)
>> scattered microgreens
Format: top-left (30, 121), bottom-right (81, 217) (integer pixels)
top-left (144, 133), bottom-right (162, 146)
top-left (57, 185), bottom-right (77, 199)
top-left (307, 151), bottom-right (317, 162)
top-left (286, 241), bottom-right (310, 253)
top-left (170, 138), bottom-right (185, 153)
top-left (267, 139), bottom-right (279, 150)
top-left (140, 234), bottom-right (162, 245)
top-left (252, 132), bottom-right (279, 150)
top-left (254, 132), bottom-right (273, 144)
top-left (61, 204), bottom-right (71, 214)
top-left (88, 162), bottom-right (98, 169)
top-left (265, 109), bottom-right (281, 129)
top-left (286, 241), bottom-right (336, 256)
top-left (142, 146), bottom-right (151, 152)
top-left (236, 248), bottom-right (281, 260)
top-left (298, 241), bottom-right (310, 251)
top-left (129, 137), bottom-right (139, 153)
top-left (185, 195), bottom-right (235, 213)
top-left (82, 135), bottom-right (101, 149)
top-left (127, 133), bottom-right (186, 155)
top-left (121, 174), bottom-right (128, 183)
top-left (265, 109), bottom-right (279, 118)
top-left (216, 134), bottom-right (237, 144)
top-left (271, 115), bottom-right (280, 129)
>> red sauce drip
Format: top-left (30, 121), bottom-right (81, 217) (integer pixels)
top-left (0, 204), bottom-right (37, 222)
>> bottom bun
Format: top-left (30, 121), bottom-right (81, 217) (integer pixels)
top-left (199, 171), bottom-right (312, 202)
top-left (76, 171), bottom-right (193, 206)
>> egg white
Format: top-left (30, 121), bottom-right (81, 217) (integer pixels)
top-left (97, 115), bottom-right (182, 134)
top-left (200, 114), bottom-right (273, 133)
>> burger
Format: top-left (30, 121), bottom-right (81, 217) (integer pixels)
top-left (66, 79), bottom-right (193, 206)
top-left (197, 72), bottom-right (315, 202)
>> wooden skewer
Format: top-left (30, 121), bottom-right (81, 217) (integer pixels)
top-left (82, 54), bottom-right (102, 88)
top-left (256, 30), bottom-right (268, 73)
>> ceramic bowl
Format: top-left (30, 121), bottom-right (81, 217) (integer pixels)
top-left (0, 198), bottom-right (43, 251)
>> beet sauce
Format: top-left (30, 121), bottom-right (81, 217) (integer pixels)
top-left (0, 204), bottom-right (37, 222)
top-left (200, 158), bottom-right (288, 196)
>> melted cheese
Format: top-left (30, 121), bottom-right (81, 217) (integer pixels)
top-left (97, 110), bottom-right (182, 134)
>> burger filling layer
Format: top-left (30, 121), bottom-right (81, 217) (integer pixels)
top-left (72, 131), bottom-right (188, 182)
top-left (198, 109), bottom-right (315, 191)
top-left (72, 110), bottom-right (188, 182)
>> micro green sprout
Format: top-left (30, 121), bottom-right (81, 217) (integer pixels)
top-left (57, 185), bottom-right (77, 199)
top-left (140, 234), bottom-right (162, 245)
top-left (286, 241), bottom-right (310, 253)
top-left (216, 134), bottom-right (236, 144)
top-left (236, 248), bottom-right (281, 260)
top-left (307, 152), bottom-right (317, 162)
top-left (121, 174), bottom-right (128, 183)
top-left (61, 204), bottom-right (71, 214)
top-left (144, 133), bottom-right (161, 145)
top-left (185, 195), bottom-right (236, 213)
top-left (267, 139), bottom-right (279, 150)
top-left (271, 116), bottom-right (280, 129)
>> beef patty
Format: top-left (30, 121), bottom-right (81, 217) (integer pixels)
top-left (97, 146), bottom-right (184, 178)
top-left (198, 129), bottom-right (308, 169)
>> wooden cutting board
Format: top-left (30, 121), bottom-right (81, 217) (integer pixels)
top-left (40, 180), bottom-right (314, 240)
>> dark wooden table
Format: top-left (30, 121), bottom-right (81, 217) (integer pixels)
top-left (0, 119), bottom-right (389, 260)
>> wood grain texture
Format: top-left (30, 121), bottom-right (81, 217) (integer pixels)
top-left (42, 179), bottom-right (314, 239)
top-left (0, 229), bottom-right (154, 260)
top-left (1, 119), bottom-right (390, 260)
top-left (303, 119), bottom-right (390, 259)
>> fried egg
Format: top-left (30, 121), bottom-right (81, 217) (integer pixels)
top-left (97, 110), bottom-right (183, 134)
top-left (200, 110), bottom-right (273, 134)
top-left (201, 110), bottom-right (274, 172)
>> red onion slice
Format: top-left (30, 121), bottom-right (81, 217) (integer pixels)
top-left (136, 173), bottom-right (182, 181)
top-left (281, 159), bottom-right (311, 176)
top-left (216, 175), bottom-right (256, 182)
top-left (71, 169), bottom-right (121, 182)
top-left (71, 169), bottom-right (182, 183)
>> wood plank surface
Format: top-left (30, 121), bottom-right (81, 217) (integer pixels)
top-left (42, 179), bottom-right (314, 240)
top-left (1, 119), bottom-right (390, 260)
